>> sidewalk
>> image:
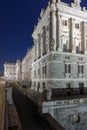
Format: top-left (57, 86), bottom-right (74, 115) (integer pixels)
top-left (0, 84), bottom-right (5, 130)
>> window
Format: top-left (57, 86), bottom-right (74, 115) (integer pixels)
top-left (34, 82), bottom-right (36, 88)
top-left (66, 83), bottom-right (71, 95)
top-left (78, 65), bottom-right (84, 74)
top-left (47, 25), bottom-right (49, 31)
top-left (66, 83), bottom-right (71, 88)
top-left (76, 46), bottom-right (80, 53)
top-left (78, 57), bottom-right (83, 61)
top-left (37, 82), bottom-right (40, 91)
top-left (10, 73), bottom-right (12, 75)
top-left (63, 44), bottom-right (67, 52)
top-left (65, 56), bottom-right (70, 60)
top-left (38, 68), bottom-right (40, 75)
top-left (62, 20), bottom-right (67, 26)
top-left (44, 65), bottom-right (46, 75)
top-left (79, 83), bottom-right (84, 94)
top-left (6, 67), bottom-right (8, 69)
top-left (42, 64), bottom-right (47, 76)
top-left (43, 82), bottom-right (45, 90)
top-left (86, 40), bottom-right (87, 50)
top-left (65, 64), bottom-right (71, 73)
top-left (79, 83), bottom-right (84, 87)
top-left (34, 70), bottom-right (36, 77)
top-left (75, 23), bottom-right (79, 29)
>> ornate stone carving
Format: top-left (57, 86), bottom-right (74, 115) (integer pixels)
top-left (74, 38), bottom-right (79, 46)
top-left (51, 39), bottom-right (56, 51)
top-left (72, 114), bottom-right (80, 124)
top-left (51, 1), bottom-right (56, 12)
top-left (52, 0), bottom-right (56, 4)
top-left (38, 18), bottom-right (40, 22)
top-left (72, 0), bottom-right (81, 7)
top-left (46, 43), bottom-right (49, 52)
top-left (61, 35), bottom-right (68, 45)
top-left (40, 9), bottom-right (45, 18)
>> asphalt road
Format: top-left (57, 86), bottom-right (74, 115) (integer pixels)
top-left (12, 87), bottom-right (45, 130)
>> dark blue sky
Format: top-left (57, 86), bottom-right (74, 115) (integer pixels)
top-left (0, 0), bottom-right (87, 75)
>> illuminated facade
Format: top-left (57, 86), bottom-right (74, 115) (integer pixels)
top-left (4, 62), bottom-right (16, 80)
top-left (31, 0), bottom-right (87, 94)
top-left (4, 0), bottom-right (87, 129)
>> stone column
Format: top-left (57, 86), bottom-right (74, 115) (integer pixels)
top-left (57, 14), bottom-right (62, 51)
top-left (34, 39), bottom-right (37, 60)
top-left (36, 40), bottom-right (38, 60)
top-left (40, 34), bottom-right (43, 57)
top-left (51, 2), bottom-right (57, 51)
top-left (82, 22), bottom-right (86, 54)
top-left (48, 13), bottom-right (52, 52)
top-left (38, 34), bottom-right (41, 58)
top-left (46, 27), bottom-right (50, 53)
top-left (71, 18), bottom-right (75, 53)
top-left (34, 39), bottom-right (38, 60)
top-left (43, 26), bottom-right (46, 55)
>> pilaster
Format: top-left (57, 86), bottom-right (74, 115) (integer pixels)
top-left (43, 26), bottom-right (46, 55)
top-left (71, 18), bottom-right (75, 53)
top-left (50, 1), bottom-right (57, 51)
top-left (82, 22), bottom-right (86, 54)
top-left (40, 34), bottom-right (43, 57)
top-left (38, 34), bottom-right (41, 58)
top-left (48, 13), bottom-right (52, 52)
top-left (34, 39), bottom-right (37, 60)
top-left (57, 14), bottom-right (62, 51)
top-left (36, 40), bottom-right (38, 60)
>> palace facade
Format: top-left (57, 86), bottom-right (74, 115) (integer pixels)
top-left (4, 1), bottom-right (87, 129)
top-left (4, 0), bottom-right (87, 94)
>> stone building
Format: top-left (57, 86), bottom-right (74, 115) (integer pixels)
top-left (21, 47), bottom-right (34, 82)
top-left (4, 62), bottom-right (16, 80)
top-left (4, 47), bottom-right (34, 83)
top-left (4, 0), bottom-right (87, 129)
top-left (16, 60), bottom-right (21, 81)
top-left (31, 0), bottom-right (87, 94)
top-left (31, 0), bottom-right (87, 129)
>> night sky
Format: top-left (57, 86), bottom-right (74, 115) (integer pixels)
top-left (0, 0), bottom-right (87, 75)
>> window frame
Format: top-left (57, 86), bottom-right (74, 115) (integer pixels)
top-left (65, 63), bottom-right (71, 74)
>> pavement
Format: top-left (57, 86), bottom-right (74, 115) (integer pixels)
top-left (12, 87), bottom-right (46, 130)
top-left (0, 80), bottom-right (6, 130)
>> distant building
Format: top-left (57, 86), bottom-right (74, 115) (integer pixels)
top-left (21, 48), bottom-right (34, 82)
top-left (4, 48), bottom-right (34, 83)
top-left (4, 62), bottom-right (16, 80)
top-left (4, 60), bottom-right (21, 81)
top-left (16, 60), bottom-right (21, 81)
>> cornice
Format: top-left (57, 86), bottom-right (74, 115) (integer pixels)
top-left (32, 6), bottom-right (50, 39)
top-left (56, 3), bottom-right (87, 21)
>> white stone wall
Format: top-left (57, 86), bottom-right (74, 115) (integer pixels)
top-left (4, 0), bottom-right (87, 91)
top-left (16, 60), bottom-right (21, 81)
top-left (31, 0), bottom-right (87, 94)
top-left (42, 99), bottom-right (87, 130)
top-left (4, 63), bottom-right (16, 80)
